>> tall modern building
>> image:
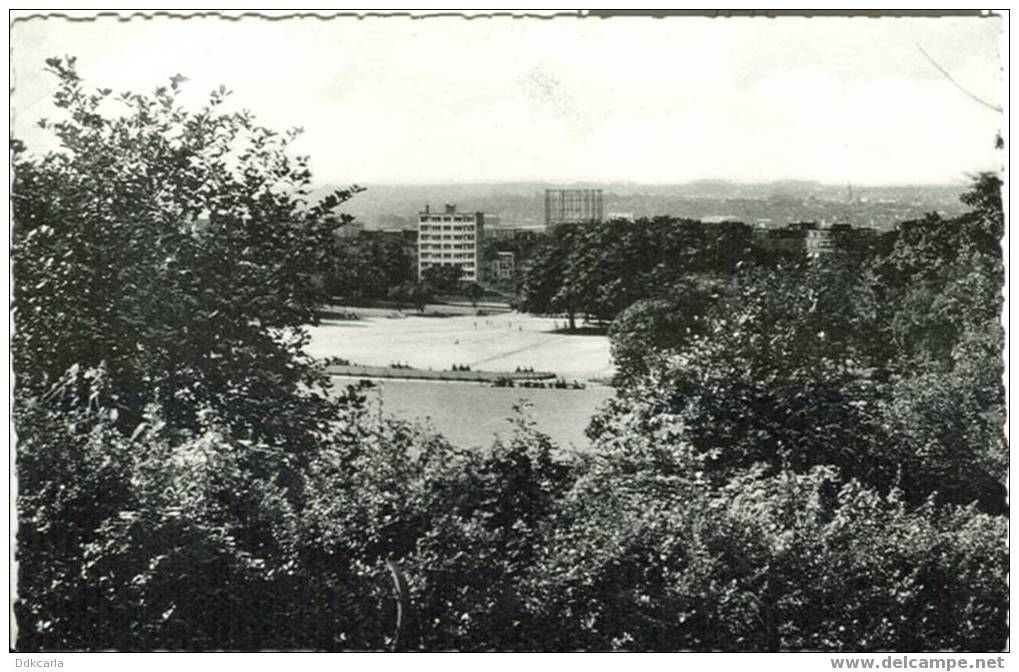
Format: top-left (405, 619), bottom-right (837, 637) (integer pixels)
top-left (417, 203), bottom-right (484, 282)
top-left (544, 188), bottom-right (604, 230)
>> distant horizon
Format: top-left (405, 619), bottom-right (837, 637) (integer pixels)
top-left (331, 178), bottom-right (972, 233)
top-left (321, 177), bottom-right (979, 189)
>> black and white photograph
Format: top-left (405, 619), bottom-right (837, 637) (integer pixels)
top-left (8, 8), bottom-right (1009, 659)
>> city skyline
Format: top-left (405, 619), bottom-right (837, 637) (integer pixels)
top-left (12, 13), bottom-right (1004, 186)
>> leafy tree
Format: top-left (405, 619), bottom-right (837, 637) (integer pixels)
top-left (518, 219), bottom-right (753, 325)
top-left (861, 173), bottom-right (1006, 512)
top-left (593, 261), bottom-right (895, 489)
top-left (880, 337), bottom-right (1007, 515)
top-left (12, 57), bottom-right (360, 439)
top-left (300, 406), bottom-right (575, 651)
top-left (517, 224), bottom-right (580, 328)
top-left (609, 299), bottom-right (684, 382)
top-left (460, 281), bottom-right (485, 307)
top-left (13, 58), bottom-right (360, 649)
top-left (608, 276), bottom-right (723, 384)
top-left (389, 280), bottom-right (434, 312)
top-left (327, 230), bottom-right (415, 299)
top-left (422, 264), bottom-right (464, 293)
top-left (526, 459), bottom-right (1006, 651)
top-left (595, 174), bottom-right (1006, 514)
top-left (866, 173), bottom-right (1003, 369)
top-left (691, 221), bottom-right (755, 273)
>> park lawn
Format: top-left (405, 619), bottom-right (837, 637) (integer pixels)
top-left (334, 377), bottom-right (614, 449)
top-left (306, 309), bottom-right (614, 381)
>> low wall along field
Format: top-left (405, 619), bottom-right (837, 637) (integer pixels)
top-left (323, 363), bottom-right (556, 383)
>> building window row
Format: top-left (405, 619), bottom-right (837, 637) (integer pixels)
top-left (418, 225), bottom-right (477, 232)
top-left (422, 252), bottom-right (476, 259)
top-left (420, 217), bottom-right (477, 224)
top-left (419, 235), bottom-right (476, 242)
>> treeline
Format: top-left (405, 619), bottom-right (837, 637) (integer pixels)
top-left (577, 174), bottom-right (1006, 649)
top-left (326, 229), bottom-right (417, 299)
top-left (516, 216), bottom-right (883, 329)
top-left (13, 62), bottom-right (1006, 651)
top-left (604, 174), bottom-right (1005, 506)
top-left (327, 236), bottom-right (485, 310)
top-left (517, 218), bottom-right (756, 327)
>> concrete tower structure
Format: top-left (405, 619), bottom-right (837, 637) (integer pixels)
top-left (417, 203), bottom-right (485, 282)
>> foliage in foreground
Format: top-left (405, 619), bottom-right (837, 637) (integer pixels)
top-left (528, 460), bottom-right (1006, 651)
top-left (17, 375), bottom-right (1006, 651)
top-left (12, 57), bottom-right (360, 441)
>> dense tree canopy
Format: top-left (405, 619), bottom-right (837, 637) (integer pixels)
top-left (594, 175), bottom-right (1006, 515)
top-left (607, 275), bottom-right (720, 385)
top-left (422, 263), bottom-right (465, 293)
top-left (12, 57), bottom-right (359, 440)
top-left (518, 218), bottom-right (753, 325)
top-left (326, 230), bottom-right (415, 300)
top-left (13, 58), bottom-right (361, 649)
top-left (565, 175), bottom-right (1007, 650)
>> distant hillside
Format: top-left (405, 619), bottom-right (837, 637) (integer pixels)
top-left (317, 181), bottom-right (970, 232)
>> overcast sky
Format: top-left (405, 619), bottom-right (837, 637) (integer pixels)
top-left (11, 13), bottom-right (1004, 186)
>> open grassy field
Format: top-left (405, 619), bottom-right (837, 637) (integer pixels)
top-left (307, 308), bottom-right (616, 447)
top-left (306, 309), bottom-right (614, 381)
top-left (335, 378), bottom-right (614, 449)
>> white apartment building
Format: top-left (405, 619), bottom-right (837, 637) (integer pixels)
top-left (418, 203), bottom-right (485, 282)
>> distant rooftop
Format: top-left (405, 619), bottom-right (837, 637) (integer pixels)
top-left (419, 203), bottom-right (482, 216)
